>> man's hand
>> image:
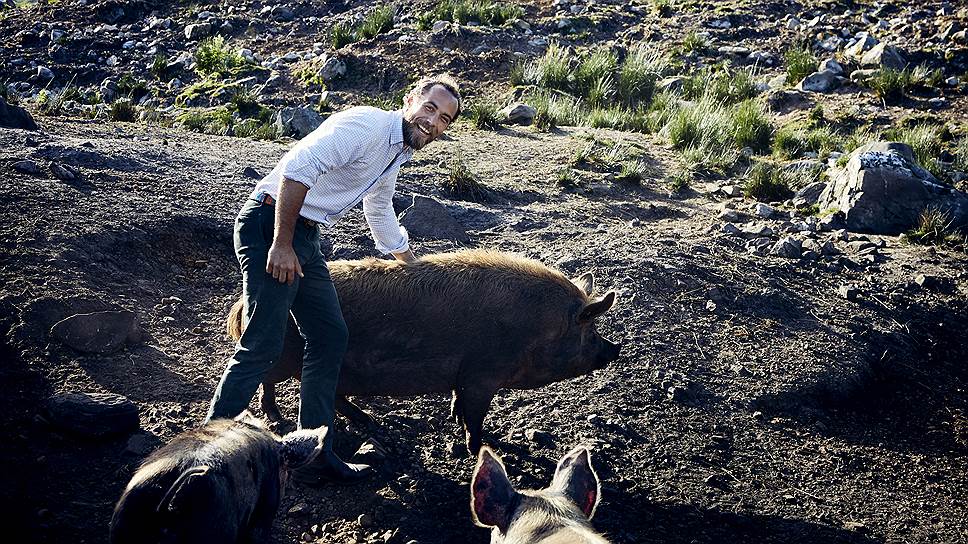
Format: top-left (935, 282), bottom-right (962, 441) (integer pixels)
top-left (267, 243), bottom-right (304, 284)
top-left (392, 248), bottom-right (416, 263)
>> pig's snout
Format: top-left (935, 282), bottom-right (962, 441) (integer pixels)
top-left (596, 338), bottom-right (621, 368)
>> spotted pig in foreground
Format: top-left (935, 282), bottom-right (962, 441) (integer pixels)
top-left (226, 250), bottom-right (621, 454)
top-left (110, 414), bottom-right (324, 544)
top-left (471, 446), bottom-right (611, 543)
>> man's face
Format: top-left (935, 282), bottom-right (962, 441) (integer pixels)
top-left (402, 84), bottom-right (459, 150)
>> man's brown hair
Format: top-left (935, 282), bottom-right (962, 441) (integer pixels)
top-left (407, 73), bottom-right (462, 120)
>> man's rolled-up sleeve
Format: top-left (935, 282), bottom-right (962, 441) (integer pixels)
top-left (362, 171), bottom-right (409, 255)
top-left (279, 111), bottom-right (373, 189)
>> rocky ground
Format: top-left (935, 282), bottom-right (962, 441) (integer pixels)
top-left (2, 1), bottom-right (968, 543)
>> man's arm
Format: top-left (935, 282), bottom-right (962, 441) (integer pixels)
top-left (267, 178), bottom-right (309, 285)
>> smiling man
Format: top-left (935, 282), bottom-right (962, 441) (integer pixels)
top-left (206, 74), bottom-right (461, 485)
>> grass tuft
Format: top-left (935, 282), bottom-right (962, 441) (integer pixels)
top-left (617, 44), bottom-right (667, 105)
top-left (468, 101), bottom-right (502, 130)
top-left (194, 35), bottom-right (247, 76)
top-left (442, 148), bottom-right (488, 201)
top-left (109, 100), bottom-right (137, 122)
top-left (744, 161), bottom-right (792, 201)
top-left (784, 45), bottom-right (817, 85)
top-left (904, 208), bottom-right (957, 246)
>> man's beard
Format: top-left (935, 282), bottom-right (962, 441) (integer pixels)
top-left (402, 118), bottom-right (430, 150)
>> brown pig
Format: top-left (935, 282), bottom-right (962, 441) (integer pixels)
top-left (109, 414), bottom-right (325, 544)
top-left (227, 250), bottom-right (621, 454)
top-left (471, 445), bottom-right (611, 543)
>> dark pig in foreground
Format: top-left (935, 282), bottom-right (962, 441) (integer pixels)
top-left (110, 414), bottom-right (325, 544)
top-left (226, 250), bottom-right (621, 454)
top-left (471, 445), bottom-right (611, 543)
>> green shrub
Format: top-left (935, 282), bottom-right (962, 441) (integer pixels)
top-left (468, 101), bottom-right (502, 130)
top-left (109, 100), bottom-right (137, 122)
top-left (904, 208), bottom-right (956, 246)
top-left (744, 161), bottom-right (792, 201)
top-left (418, 0), bottom-right (523, 28)
top-left (681, 30), bottom-right (707, 55)
top-left (331, 22), bottom-right (356, 49)
top-left (784, 46), bottom-right (817, 85)
top-left (358, 5), bottom-right (394, 40)
top-left (442, 147), bottom-right (488, 201)
top-left (868, 67), bottom-right (913, 103)
top-left (615, 160), bottom-right (645, 184)
top-left (534, 41), bottom-right (571, 90)
top-left (730, 99), bottom-right (771, 153)
top-left (556, 167), bottom-right (579, 188)
top-left (884, 123), bottom-right (945, 178)
top-left (772, 123), bottom-right (842, 159)
top-left (574, 48), bottom-right (617, 97)
top-left (194, 35), bottom-right (247, 76)
top-left (617, 44), bottom-right (667, 105)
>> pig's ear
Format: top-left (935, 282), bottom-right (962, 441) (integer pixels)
top-left (551, 447), bottom-right (600, 519)
top-left (578, 291), bottom-right (616, 323)
top-left (571, 272), bottom-right (595, 296)
top-left (279, 426), bottom-right (327, 470)
top-left (471, 446), bottom-right (518, 532)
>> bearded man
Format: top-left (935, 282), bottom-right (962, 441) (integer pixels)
top-left (206, 74), bottom-right (461, 484)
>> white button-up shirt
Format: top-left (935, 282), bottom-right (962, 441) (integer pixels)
top-left (252, 106), bottom-right (414, 254)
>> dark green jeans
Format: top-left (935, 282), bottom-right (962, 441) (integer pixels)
top-left (206, 197), bottom-right (348, 447)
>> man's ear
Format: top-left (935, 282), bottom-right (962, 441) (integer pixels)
top-left (471, 446), bottom-right (518, 533)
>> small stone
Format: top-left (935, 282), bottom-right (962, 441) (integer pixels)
top-left (721, 185), bottom-right (742, 197)
top-left (914, 274), bottom-right (940, 290)
top-left (838, 284), bottom-right (859, 301)
top-left (770, 236), bottom-right (802, 258)
top-left (46, 392), bottom-right (139, 437)
top-left (12, 159), bottom-right (44, 176)
top-left (797, 69), bottom-right (840, 93)
top-left (357, 513), bottom-right (375, 528)
top-left (720, 223), bottom-right (741, 235)
top-left (288, 502), bottom-right (311, 516)
top-left (524, 428), bottom-right (554, 448)
top-left (49, 162), bottom-right (80, 181)
top-left (754, 203), bottom-right (777, 218)
top-left (500, 102), bottom-right (536, 126)
top-left (718, 209), bottom-right (740, 222)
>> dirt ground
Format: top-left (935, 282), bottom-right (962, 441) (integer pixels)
top-left (1, 114), bottom-right (966, 543)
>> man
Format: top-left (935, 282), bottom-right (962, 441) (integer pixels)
top-left (206, 74), bottom-right (461, 485)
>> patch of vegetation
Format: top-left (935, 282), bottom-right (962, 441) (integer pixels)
top-left (150, 54), bottom-right (169, 80)
top-left (175, 75), bottom-right (239, 107)
top-left (194, 35), bottom-right (248, 77)
top-left (176, 86), bottom-right (277, 139)
top-left (442, 148), bottom-right (488, 201)
top-left (330, 21), bottom-right (356, 49)
top-left (117, 74), bottom-right (150, 101)
top-left (867, 67), bottom-right (913, 103)
top-left (467, 101), bottom-right (502, 130)
top-left (109, 100), bottom-right (137, 122)
top-left (651, 0), bottom-right (674, 17)
top-left (415, 0), bottom-right (523, 30)
top-left (730, 99), bottom-right (771, 153)
top-left (556, 166), bottom-right (580, 188)
top-left (617, 44), bottom-right (668, 105)
top-left (680, 30), bottom-right (707, 55)
top-left (784, 45), bottom-right (817, 85)
top-left (884, 123), bottom-right (945, 178)
top-left (681, 64), bottom-right (758, 106)
top-left (668, 169), bottom-right (692, 193)
top-left (615, 160), bottom-right (645, 184)
top-left (772, 122), bottom-right (843, 159)
top-left (903, 208), bottom-right (958, 246)
top-left (954, 135), bottom-right (968, 173)
top-left (292, 58), bottom-right (327, 88)
top-left (744, 161), bottom-right (793, 201)
top-left (574, 49), bottom-right (617, 98)
top-left (331, 5), bottom-right (396, 47)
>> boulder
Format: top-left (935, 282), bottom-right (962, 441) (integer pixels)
top-left (770, 236), bottom-right (802, 258)
top-left (398, 195), bottom-right (470, 243)
top-left (274, 107), bottom-right (324, 138)
top-left (184, 22), bottom-right (213, 40)
top-left (797, 69), bottom-right (840, 93)
top-left (500, 102), bottom-right (536, 125)
top-left (0, 96), bottom-right (38, 130)
top-left (50, 310), bottom-right (142, 353)
top-left (318, 56), bottom-right (346, 83)
top-left (845, 33), bottom-right (878, 59)
top-left (793, 181), bottom-right (827, 207)
top-left (818, 142), bottom-right (968, 233)
top-left (46, 392), bottom-right (139, 437)
top-left (764, 89), bottom-right (813, 114)
top-left (860, 43), bottom-right (907, 70)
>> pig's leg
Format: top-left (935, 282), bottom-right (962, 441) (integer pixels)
top-left (258, 382), bottom-right (287, 425)
top-left (457, 387), bottom-right (497, 456)
top-left (335, 396), bottom-right (375, 428)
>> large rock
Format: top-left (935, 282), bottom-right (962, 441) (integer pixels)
top-left (500, 102), bottom-right (536, 126)
top-left (860, 43), bottom-right (907, 70)
top-left (49, 310), bottom-right (142, 353)
top-left (818, 142), bottom-right (968, 233)
top-left (398, 195), bottom-right (470, 243)
top-left (184, 22), bottom-right (212, 40)
top-left (0, 96), bottom-right (38, 130)
top-left (797, 70), bottom-right (840, 93)
top-left (274, 107), bottom-right (324, 138)
top-left (319, 56), bottom-right (346, 83)
top-left (46, 392), bottom-right (139, 437)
